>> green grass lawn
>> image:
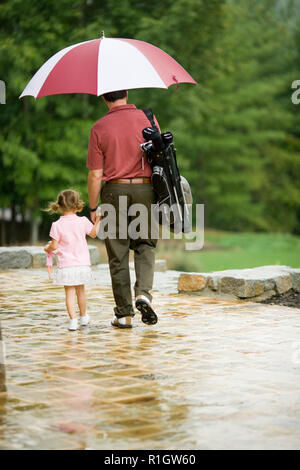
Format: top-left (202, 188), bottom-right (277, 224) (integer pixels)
top-left (157, 230), bottom-right (300, 273)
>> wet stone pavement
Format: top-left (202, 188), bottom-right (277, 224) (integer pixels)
top-left (0, 265), bottom-right (299, 450)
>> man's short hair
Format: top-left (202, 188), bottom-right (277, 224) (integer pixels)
top-left (102, 90), bottom-right (127, 102)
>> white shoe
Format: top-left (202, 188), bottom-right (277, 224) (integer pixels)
top-left (80, 314), bottom-right (90, 326)
top-left (68, 318), bottom-right (78, 331)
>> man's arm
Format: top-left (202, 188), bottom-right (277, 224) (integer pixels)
top-left (88, 169), bottom-right (103, 222)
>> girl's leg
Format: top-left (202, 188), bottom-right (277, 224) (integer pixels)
top-left (75, 285), bottom-right (86, 317)
top-left (64, 286), bottom-right (77, 319)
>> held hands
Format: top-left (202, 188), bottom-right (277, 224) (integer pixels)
top-left (90, 206), bottom-right (102, 223)
top-left (94, 207), bottom-right (102, 230)
top-left (95, 206), bottom-right (102, 220)
top-left (88, 207), bottom-right (102, 239)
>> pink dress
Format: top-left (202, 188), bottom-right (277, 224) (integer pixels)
top-left (49, 214), bottom-right (94, 286)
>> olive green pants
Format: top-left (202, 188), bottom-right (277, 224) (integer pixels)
top-left (101, 182), bottom-right (158, 318)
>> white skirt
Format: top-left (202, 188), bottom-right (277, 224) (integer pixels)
top-left (53, 266), bottom-right (94, 286)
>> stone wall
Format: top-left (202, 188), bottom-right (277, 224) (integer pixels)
top-left (178, 265), bottom-right (300, 302)
top-left (0, 246), bottom-right (168, 273)
top-left (0, 245), bottom-right (100, 269)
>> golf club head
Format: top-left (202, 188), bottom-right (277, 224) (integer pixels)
top-left (142, 127), bottom-right (164, 151)
top-left (162, 131), bottom-right (173, 145)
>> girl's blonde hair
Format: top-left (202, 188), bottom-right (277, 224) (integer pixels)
top-left (46, 190), bottom-right (84, 213)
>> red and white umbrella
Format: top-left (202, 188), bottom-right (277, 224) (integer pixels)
top-left (20, 35), bottom-right (196, 99)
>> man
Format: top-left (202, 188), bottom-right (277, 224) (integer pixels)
top-left (87, 90), bottom-right (159, 329)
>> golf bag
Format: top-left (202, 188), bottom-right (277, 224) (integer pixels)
top-left (141, 108), bottom-right (193, 233)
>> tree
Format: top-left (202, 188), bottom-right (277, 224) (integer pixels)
top-left (171, 0), bottom-right (300, 233)
top-left (0, 0), bottom-right (225, 243)
top-left (2, 0), bottom-right (299, 242)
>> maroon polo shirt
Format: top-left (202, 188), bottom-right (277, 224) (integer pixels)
top-left (86, 104), bottom-right (160, 181)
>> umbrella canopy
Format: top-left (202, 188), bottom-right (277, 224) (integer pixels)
top-left (20, 36), bottom-right (196, 99)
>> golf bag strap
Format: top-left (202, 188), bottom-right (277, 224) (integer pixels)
top-left (142, 108), bottom-right (158, 130)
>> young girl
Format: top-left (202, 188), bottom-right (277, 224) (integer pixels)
top-left (44, 189), bottom-right (101, 331)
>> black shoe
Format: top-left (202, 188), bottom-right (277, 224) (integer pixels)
top-left (135, 296), bottom-right (158, 325)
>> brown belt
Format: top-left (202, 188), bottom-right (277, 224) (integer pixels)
top-left (108, 177), bottom-right (151, 184)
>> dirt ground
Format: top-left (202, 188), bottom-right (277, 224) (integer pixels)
top-left (260, 290), bottom-right (300, 309)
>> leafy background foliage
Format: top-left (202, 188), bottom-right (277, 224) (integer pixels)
top-left (0, 0), bottom-right (299, 244)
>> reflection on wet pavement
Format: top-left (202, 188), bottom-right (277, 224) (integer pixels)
top-left (0, 268), bottom-right (299, 449)
top-left (0, 323), bottom-right (6, 393)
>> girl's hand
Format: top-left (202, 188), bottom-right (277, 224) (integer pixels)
top-left (88, 212), bottom-right (102, 238)
top-left (44, 239), bottom-right (58, 253)
top-left (44, 243), bottom-right (51, 253)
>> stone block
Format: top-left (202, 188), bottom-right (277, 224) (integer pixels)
top-left (32, 252), bottom-right (47, 268)
top-left (207, 276), bottom-right (218, 291)
top-left (89, 246), bottom-right (100, 265)
top-left (0, 245), bottom-right (100, 269)
top-left (247, 289), bottom-right (277, 302)
top-left (177, 265), bottom-right (299, 301)
top-left (154, 259), bottom-right (167, 272)
top-left (290, 270), bottom-right (300, 293)
top-left (238, 279), bottom-right (268, 298)
top-left (274, 275), bottom-right (293, 295)
top-left (0, 248), bottom-right (32, 269)
top-left (211, 276), bottom-right (268, 299)
top-left (178, 273), bottom-right (207, 292)
top-left (219, 276), bottom-right (245, 296)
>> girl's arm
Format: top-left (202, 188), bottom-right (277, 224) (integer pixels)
top-left (88, 215), bottom-right (101, 239)
top-left (44, 239), bottom-right (59, 253)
